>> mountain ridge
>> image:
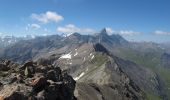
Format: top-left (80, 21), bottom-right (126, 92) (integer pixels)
top-left (0, 29), bottom-right (169, 99)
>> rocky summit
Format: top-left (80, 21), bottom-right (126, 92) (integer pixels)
top-left (0, 60), bottom-right (76, 100)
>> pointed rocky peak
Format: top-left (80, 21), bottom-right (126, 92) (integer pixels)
top-left (95, 28), bottom-right (108, 37)
top-left (100, 28), bottom-right (107, 33)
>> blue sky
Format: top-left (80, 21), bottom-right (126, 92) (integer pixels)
top-left (0, 0), bottom-right (170, 43)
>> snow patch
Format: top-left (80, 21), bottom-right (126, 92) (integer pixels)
top-left (49, 52), bottom-right (52, 54)
top-left (8, 40), bottom-right (12, 43)
top-left (83, 57), bottom-right (86, 61)
top-left (73, 72), bottom-right (85, 81)
top-left (91, 55), bottom-right (94, 60)
top-left (74, 52), bottom-right (78, 56)
top-left (69, 62), bottom-right (72, 65)
top-left (90, 53), bottom-right (92, 56)
top-left (59, 52), bottom-right (72, 59)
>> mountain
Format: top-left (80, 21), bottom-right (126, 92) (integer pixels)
top-left (0, 29), bottom-right (169, 99)
top-left (95, 28), bottom-right (128, 45)
top-left (1, 35), bottom-right (64, 62)
top-left (50, 43), bottom-right (166, 99)
top-left (0, 36), bottom-right (18, 48)
top-left (0, 29), bottom-right (128, 63)
top-left (0, 44), bottom-right (145, 100)
top-left (0, 35), bottom-right (36, 48)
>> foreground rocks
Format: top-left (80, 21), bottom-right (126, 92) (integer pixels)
top-left (0, 60), bottom-right (76, 100)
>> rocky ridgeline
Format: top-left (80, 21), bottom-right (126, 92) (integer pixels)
top-left (0, 59), bottom-right (76, 100)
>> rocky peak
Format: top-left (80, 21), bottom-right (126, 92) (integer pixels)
top-left (100, 28), bottom-right (107, 34)
top-left (95, 28), bottom-right (108, 37)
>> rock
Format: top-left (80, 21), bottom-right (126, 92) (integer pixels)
top-left (35, 65), bottom-right (51, 74)
top-left (46, 70), bottom-right (57, 81)
top-left (9, 77), bottom-right (17, 84)
top-left (16, 74), bottom-right (24, 83)
top-left (31, 77), bottom-right (47, 93)
top-left (0, 64), bottom-right (10, 71)
top-left (0, 59), bottom-right (76, 100)
top-left (0, 60), bottom-right (9, 65)
top-left (24, 61), bottom-right (34, 67)
top-left (0, 82), bottom-right (2, 86)
top-left (3, 92), bottom-right (27, 100)
top-left (24, 66), bottom-right (34, 77)
top-left (0, 84), bottom-right (31, 100)
top-left (20, 61), bottom-right (34, 70)
top-left (62, 72), bottom-right (76, 100)
top-left (54, 67), bottom-right (62, 81)
top-left (24, 67), bottom-right (30, 77)
top-left (36, 90), bottom-right (45, 99)
top-left (0, 82), bottom-right (3, 91)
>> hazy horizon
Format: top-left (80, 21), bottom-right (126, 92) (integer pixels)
top-left (0, 0), bottom-right (170, 43)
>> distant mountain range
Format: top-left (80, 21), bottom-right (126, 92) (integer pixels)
top-left (0, 28), bottom-right (170, 100)
top-left (0, 35), bottom-right (36, 48)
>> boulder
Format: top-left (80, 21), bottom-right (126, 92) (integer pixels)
top-left (24, 66), bottom-right (34, 77)
top-left (35, 90), bottom-right (45, 100)
top-left (31, 77), bottom-right (47, 93)
top-left (0, 64), bottom-right (10, 71)
top-left (54, 67), bottom-right (62, 81)
top-left (46, 70), bottom-right (57, 81)
top-left (16, 74), bottom-right (24, 83)
top-left (35, 65), bottom-right (51, 74)
top-left (3, 92), bottom-right (27, 100)
top-left (20, 61), bottom-right (34, 70)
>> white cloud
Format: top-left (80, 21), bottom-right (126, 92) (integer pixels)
top-left (31, 24), bottom-right (41, 29)
top-left (0, 32), bottom-right (4, 36)
top-left (154, 30), bottom-right (170, 35)
top-left (57, 24), bottom-right (96, 34)
top-left (31, 11), bottom-right (64, 23)
top-left (106, 27), bottom-right (115, 34)
top-left (105, 27), bottom-right (141, 36)
top-left (118, 30), bottom-right (141, 36)
top-left (25, 23), bottom-right (41, 31)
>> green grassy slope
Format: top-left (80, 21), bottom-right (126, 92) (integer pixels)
top-left (116, 48), bottom-right (170, 99)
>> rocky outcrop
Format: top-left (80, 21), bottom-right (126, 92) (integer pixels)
top-left (0, 60), bottom-right (76, 100)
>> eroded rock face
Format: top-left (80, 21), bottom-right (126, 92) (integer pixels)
top-left (0, 60), bottom-right (76, 100)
